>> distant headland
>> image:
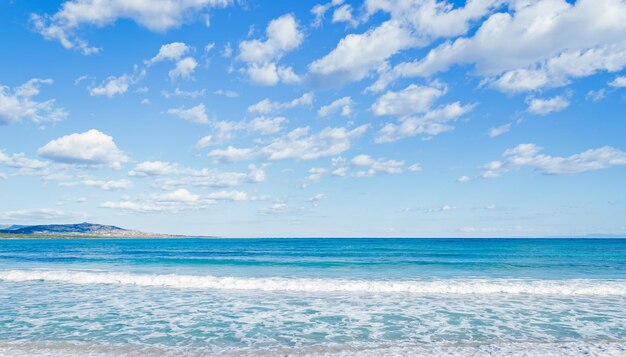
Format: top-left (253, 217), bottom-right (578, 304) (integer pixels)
top-left (0, 222), bottom-right (197, 239)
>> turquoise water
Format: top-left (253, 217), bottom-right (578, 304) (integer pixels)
top-left (0, 238), bottom-right (625, 356)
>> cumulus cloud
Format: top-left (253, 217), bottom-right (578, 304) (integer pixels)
top-left (488, 123), bottom-right (512, 138)
top-left (526, 96), bottom-right (570, 115)
top-left (0, 150), bottom-right (49, 176)
top-left (372, 0), bottom-right (626, 92)
top-left (31, 0), bottom-right (232, 54)
top-left (351, 154), bottom-right (405, 177)
top-left (147, 42), bottom-right (192, 64)
top-left (457, 175), bottom-right (471, 182)
top-left (167, 104), bottom-right (209, 124)
top-left (0, 208), bottom-right (77, 221)
top-left (371, 83), bottom-right (446, 116)
top-left (482, 143), bottom-right (626, 178)
top-left (371, 81), bottom-right (474, 142)
top-left (205, 124), bottom-right (369, 162)
top-left (197, 117), bottom-right (287, 148)
top-left (207, 146), bottom-right (258, 163)
top-left (609, 76), bottom-right (626, 88)
top-left (0, 79), bottom-right (67, 124)
top-left (89, 74), bottom-right (134, 97)
top-left (100, 188), bottom-right (256, 214)
top-left (38, 129), bottom-right (130, 169)
top-left (154, 164), bottom-right (266, 189)
top-left (318, 96), bottom-right (353, 117)
top-left (59, 178), bottom-right (132, 190)
top-left (375, 101), bottom-right (475, 143)
top-left (262, 124), bottom-right (369, 161)
top-left (169, 57), bottom-right (198, 81)
top-left (310, 0), bottom-right (499, 84)
top-left (238, 14), bottom-right (304, 85)
top-left (248, 92), bottom-right (313, 114)
top-left (129, 161), bottom-right (179, 177)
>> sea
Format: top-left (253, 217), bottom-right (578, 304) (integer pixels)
top-left (0, 238), bottom-right (625, 356)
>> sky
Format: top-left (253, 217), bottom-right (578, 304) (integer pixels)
top-left (0, 0), bottom-right (625, 237)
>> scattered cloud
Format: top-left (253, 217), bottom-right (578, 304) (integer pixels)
top-left (31, 0), bottom-right (232, 54)
top-left (372, 0), bottom-right (626, 93)
top-left (59, 178), bottom-right (132, 190)
top-left (318, 96), bottom-right (353, 117)
top-left (38, 129), bottom-right (129, 169)
top-left (488, 123), bottom-right (512, 138)
top-left (129, 161), bottom-right (179, 177)
top-left (457, 175), bottom-right (471, 183)
top-left (526, 96), bottom-right (570, 115)
top-left (609, 76), bottom-right (626, 88)
top-left (146, 42), bottom-right (192, 64)
top-left (0, 79), bottom-right (67, 125)
top-left (167, 104), bottom-right (209, 124)
top-left (248, 92), bottom-right (313, 114)
top-left (238, 14), bottom-right (304, 85)
top-left (482, 143), bottom-right (626, 178)
top-left (0, 208), bottom-right (75, 222)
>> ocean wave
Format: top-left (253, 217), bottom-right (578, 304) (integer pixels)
top-left (1, 269), bottom-right (625, 295)
top-left (1, 340), bottom-right (625, 357)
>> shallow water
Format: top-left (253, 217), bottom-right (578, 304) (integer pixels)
top-left (1, 238), bottom-right (625, 355)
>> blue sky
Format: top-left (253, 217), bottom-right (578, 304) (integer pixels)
top-left (0, 0), bottom-right (625, 237)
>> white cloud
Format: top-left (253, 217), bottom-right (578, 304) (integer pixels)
top-left (373, 0), bottom-right (626, 92)
top-left (457, 175), bottom-right (471, 183)
top-left (89, 74), bottom-right (134, 97)
top-left (488, 123), bottom-right (512, 138)
top-left (311, 0), bottom-right (499, 84)
top-left (309, 193), bottom-right (327, 202)
top-left (375, 101), bottom-right (475, 143)
top-left (196, 116), bottom-right (286, 148)
top-left (31, 0), bottom-right (232, 54)
top-left (311, 0), bottom-right (345, 27)
top-left (169, 57), bottom-right (198, 81)
top-left (259, 203), bottom-right (289, 215)
top-left (213, 89), bottom-right (239, 98)
top-left (371, 83), bottom-right (446, 116)
top-left (154, 164), bottom-right (266, 189)
top-left (332, 4), bottom-right (357, 27)
top-left (248, 92), bottom-right (313, 114)
top-left (60, 178), bottom-right (132, 190)
top-left (238, 14), bottom-right (304, 85)
top-left (167, 104), bottom-right (209, 124)
top-left (100, 188), bottom-right (255, 214)
top-left (262, 124), bottom-right (369, 161)
top-left (0, 79), bottom-right (67, 124)
top-left (526, 96), bottom-right (570, 115)
top-left (160, 188), bottom-right (200, 203)
top-left (408, 163), bottom-right (422, 172)
top-left (0, 208), bottom-right (71, 221)
top-left (38, 129), bottom-right (129, 169)
top-left (147, 42), bottom-right (191, 64)
top-left (309, 20), bottom-right (416, 83)
top-left (162, 88), bottom-right (205, 99)
top-left (207, 146), bottom-right (258, 163)
top-left (609, 76), bottom-right (626, 88)
top-left (129, 161), bottom-right (179, 177)
top-left (206, 190), bottom-right (248, 201)
top-left (318, 96), bottom-right (353, 117)
top-left (351, 154), bottom-right (405, 177)
top-left (0, 150), bottom-right (49, 176)
top-left (305, 167), bottom-right (327, 182)
top-left (482, 143), bottom-right (626, 178)
top-left (239, 14), bottom-right (303, 63)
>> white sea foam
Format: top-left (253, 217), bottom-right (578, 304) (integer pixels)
top-left (1, 269), bottom-right (625, 295)
top-left (1, 341), bottom-right (625, 357)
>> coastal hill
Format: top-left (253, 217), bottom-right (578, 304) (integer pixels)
top-left (0, 222), bottom-right (184, 238)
